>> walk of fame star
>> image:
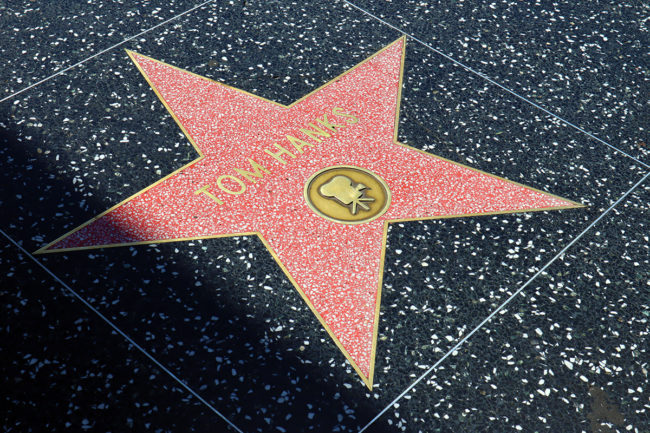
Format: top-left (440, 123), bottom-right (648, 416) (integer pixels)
top-left (37, 37), bottom-right (582, 388)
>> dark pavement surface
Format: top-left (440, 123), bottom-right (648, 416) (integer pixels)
top-left (1, 1), bottom-right (647, 432)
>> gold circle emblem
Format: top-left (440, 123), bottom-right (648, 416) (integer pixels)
top-left (304, 165), bottom-right (391, 224)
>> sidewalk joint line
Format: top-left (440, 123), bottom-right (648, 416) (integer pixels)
top-left (0, 0), bottom-right (216, 104)
top-left (0, 227), bottom-right (244, 433)
top-left (342, 0), bottom-right (649, 170)
top-left (358, 171), bottom-right (649, 432)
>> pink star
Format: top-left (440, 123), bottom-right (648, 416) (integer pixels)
top-left (38, 38), bottom-right (581, 388)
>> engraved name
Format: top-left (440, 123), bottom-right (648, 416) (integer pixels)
top-left (194, 107), bottom-right (358, 205)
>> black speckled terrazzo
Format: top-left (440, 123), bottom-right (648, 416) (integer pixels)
top-left (0, 0), bottom-right (204, 99)
top-left (0, 241), bottom-right (235, 432)
top-left (349, 0), bottom-right (650, 163)
top-left (367, 185), bottom-right (649, 433)
top-left (1, 1), bottom-right (648, 432)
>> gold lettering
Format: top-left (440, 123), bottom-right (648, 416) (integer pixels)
top-left (264, 143), bottom-right (296, 165)
top-left (317, 114), bottom-right (346, 133)
top-left (194, 184), bottom-right (223, 205)
top-left (217, 175), bottom-right (246, 195)
top-left (300, 124), bottom-right (331, 143)
top-left (332, 107), bottom-right (359, 124)
top-left (234, 158), bottom-right (270, 183)
top-left (286, 135), bottom-right (314, 154)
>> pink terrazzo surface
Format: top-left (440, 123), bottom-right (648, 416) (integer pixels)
top-left (45, 39), bottom-right (577, 385)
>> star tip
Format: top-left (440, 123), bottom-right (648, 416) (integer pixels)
top-left (361, 371), bottom-right (374, 390)
top-left (33, 246), bottom-right (48, 255)
top-left (125, 49), bottom-right (145, 61)
top-left (391, 35), bottom-right (407, 46)
top-left (562, 199), bottom-right (587, 209)
top-left (34, 241), bottom-right (67, 255)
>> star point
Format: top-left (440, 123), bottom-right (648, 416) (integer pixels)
top-left (39, 37), bottom-right (581, 387)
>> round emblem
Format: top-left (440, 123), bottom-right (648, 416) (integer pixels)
top-left (304, 165), bottom-right (391, 224)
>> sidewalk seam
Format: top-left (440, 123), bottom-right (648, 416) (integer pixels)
top-left (342, 0), bottom-right (649, 170)
top-left (358, 171), bottom-right (649, 432)
top-left (0, 227), bottom-right (245, 433)
top-left (0, 0), bottom-right (216, 104)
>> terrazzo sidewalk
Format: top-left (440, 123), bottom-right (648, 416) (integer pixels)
top-left (1, 1), bottom-right (647, 432)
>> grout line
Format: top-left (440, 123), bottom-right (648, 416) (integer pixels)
top-left (0, 228), bottom-right (245, 433)
top-left (0, 0), bottom-right (216, 104)
top-left (358, 171), bottom-right (649, 433)
top-left (342, 0), bottom-right (650, 170)
top-left (2, 2), bottom-right (645, 430)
